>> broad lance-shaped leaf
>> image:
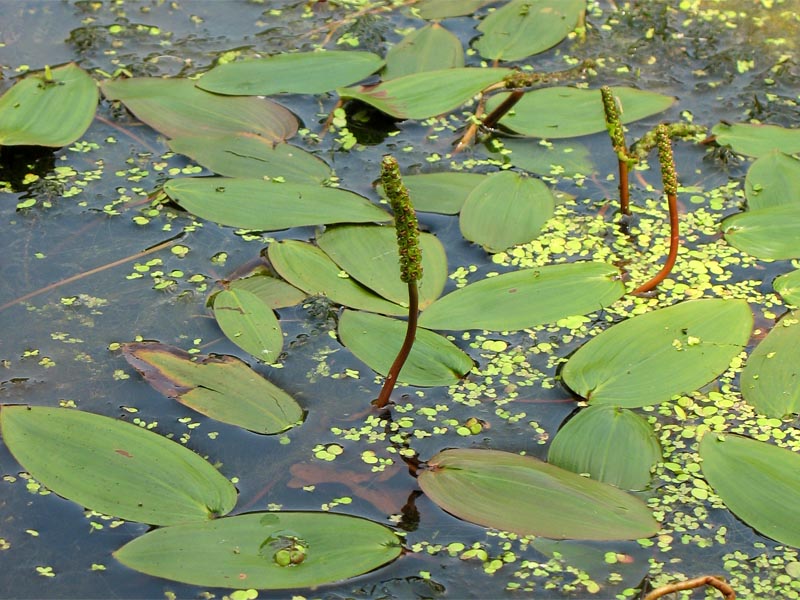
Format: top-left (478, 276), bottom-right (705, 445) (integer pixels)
top-left (459, 171), bottom-right (555, 253)
top-left (740, 311), bottom-right (800, 418)
top-left (504, 138), bottom-right (595, 177)
top-left (338, 68), bottom-right (512, 120)
top-left (115, 512), bottom-right (402, 589)
top-left (490, 86), bottom-right (675, 139)
top-left (101, 77), bottom-right (297, 142)
top-left (416, 0), bottom-right (497, 19)
top-left (226, 273), bottom-right (307, 309)
top-left (418, 262), bottom-right (624, 332)
top-left (711, 122), bottom-right (800, 158)
top-left (212, 288), bottom-right (283, 362)
top-left (562, 299), bottom-right (753, 409)
top-left (0, 406), bottom-right (237, 525)
top-left (0, 63), bottom-right (98, 147)
top-left (548, 405), bottom-right (661, 490)
top-left (122, 342), bottom-right (303, 434)
top-left (196, 50), bottom-right (384, 96)
top-left (418, 448), bottom-right (659, 540)
top-left (383, 23), bottom-right (464, 80)
top-left (723, 204), bottom-right (800, 260)
top-left (745, 151), bottom-right (800, 211)
top-left (380, 172), bottom-right (485, 215)
top-left (163, 178), bottom-right (390, 231)
top-left (774, 269), bottom-right (800, 306)
top-left (700, 433), bottom-right (800, 548)
top-left (338, 310), bottom-right (473, 387)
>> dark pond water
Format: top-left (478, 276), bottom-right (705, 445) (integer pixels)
top-left (2, 1), bottom-right (800, 598)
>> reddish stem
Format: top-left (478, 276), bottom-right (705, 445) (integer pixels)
top-left (618, 158), bottom-right (631, 216)
top-left (644, 575), bottom-right (735, 600)
top-left (631, 190), bottom-right (679, 295)
top-left (373, 282), bottom-right (418, 409)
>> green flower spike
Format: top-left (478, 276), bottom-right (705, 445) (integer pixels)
top-left (380, 155), bottom-right (423, 283)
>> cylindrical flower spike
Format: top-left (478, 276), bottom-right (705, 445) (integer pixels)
top-left (601, 86), bottom-right (627, 159)
top-left (380, 155), bottom-right (423, 283)
top-left (657, 123), bottom-right (679, 196)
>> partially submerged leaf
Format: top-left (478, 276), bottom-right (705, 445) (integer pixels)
top-left (383, 24), bottom-right (464, 80)
top-left (418, 262), bottom-right (624, 331)
top-left (745, 151), bottom-right (800, 211)
top-left (338, 310), bottom-right (473, 386)
top-left (122, 342), bottom-right (303, 434)
top-left (163, 177), bottom-right (390, 231)
top-left (418, 448), bottom-right (659, 540)
top-left (0, 63), bottom-right (98, 147)
top-left (723, 204), bottom-right (800, 260)
top-left (0, 406), bottom-right (237, 525)
top-left (115, 512), bottom-right (402, 589)
top-left (381, 172), bottom-right (485, 215)
top-left (711, 122), bottom-right (800, 157)
top-left (212, 289), bottom-right (283, 362)
top-left (561, 299), bottom-right (753, 408)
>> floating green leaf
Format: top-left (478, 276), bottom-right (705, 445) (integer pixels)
top-left (723, 204), bottom-right (800, 260)
top-left (700, 433), bottom-right (800, 548)
top-left (712, 122), bottom-right (800, 157)
top-left (0, 406), bottom-right (237, 525)
top-left (115, 512), bottom-right (402, 589)
top-left (338, 68), bottom-right (512, 120)
top-left (418, 262), bottom-right (624, 331)
top-left (741, 311), bottom-right (800, 418)
top-left (101, 77), bottom-right (297, 141)
top-left (490, 86), bottom-right (675, 139)
top-left (227, 273), bottom-right (306, 309)
top-left (416, 0), bottom-right (497, 19)
top-left (196, 51), bottom-right (384, 96)
top-left (774, 269), bottom-right (800, 306)
top-left (744, 151), bottom-right (800, 211)
top-left (562, 299), bottom-right (752, 409)
top-left (268, 240), bottom-right (407, 316)
top-left (0, 63), bottom-right (98, 147)
top-left (474, 0), bottom-right (585, 62)
top-left (459, 171), bottom-right (555, 253)
top-left (162, 178), bottom-right (389, 231)
top-left (168, 134), bottom-right (331, 183)
top-left (384, 24), bottom-right (464, 80)
top-left (317, 225), bottom-right (447, 309)
top-left (548, 406), bottom-right (661, 490)
top-left (381, 172), bottom-right (485, 215)
top-left (122, 343), bottom-right (303, 434)
top-left (418, 448), bottom-right (658, 540)
top-left (212, 289), bottom-right (283, 362)
top-left (338, 310), bottom-right (473, 386)
top-left (504, 138), bottom-right (595, 177)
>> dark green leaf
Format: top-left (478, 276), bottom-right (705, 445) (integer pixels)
top-left (712, 122), bottom-right (800, 157)
top-left (504, 138), bottom-right (595, 177)
top-left (774, 269), bottom-right (800, 306)
top-left (744, 151), bottom-right (800, 211)
top-left (381, 172), bottom-right (485, 215)
top-left (227, 274), bottom-right (307, 309)
top-left (213, 289), bottom-right (283, 362)
top-left (416, 0), bottom-right (497, 19)
top-left (723, 204), bottom-right (800, 260)
top-left (384, 24), bottom-right (464, 80)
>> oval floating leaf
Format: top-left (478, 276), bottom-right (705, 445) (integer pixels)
top-left (115, 512), bottom-right (402, 589)
top-left (418, 448), bottom-right (659, 540)
top-left (548, 405), bottom-right (661, 490)
top-left (474, 0), bottom-right (585, 62)
top-left (711, 122), bottom-right (800, 158)
top-left (163, 178), bottom-right (389, 231)
top-left (384, 24), bottom-right (464, 80)
top-left (381, 172), bottom-right (485, 215)
top-left (723, 204), bottom-right (800, 260)
top-left (101, 77), bottom-right (297, 141)
top-left (0, 406), bottom-right (237, 525)
top-left (197, 51), bottom-right (384, 96)
top-left (338, 310), bottom-right (473, 386)
top-left (227, 273), bottom-right (307, 309)
top-left (745, 151), bottom-right (800, 211)
top-left (122, 342), bottom-right (303, 434)
top-left (416, 0), bottom-right (497, 19)
top-left (491, 86), bottom-right (675, 139)
top-left (740, 311), bottom-right (800, 418)
top-left (504, 138), bottom-right (595, 177)
top-left (774, 269), bottom-right (800, 306)
top-left (268, 240), bottom-right (407, 316)
top-left (339, 68), bottom-right (512, 120)
top-left (700, 433), bottom-right (800, 548)
top-left (317, 225), bottom-right (447, 309)
top-left (213, 289), bottom-right (283, 362)
top-left (459, 171), bottom-right (555, 253)
top-left (562, 299), bottom-right (753, 409)
top-left (168, 134), bottom-right (331, 183)
top-left (418, 262), bottom-right (624, 331)
top-left (0, 63), bottom-right (98, 147)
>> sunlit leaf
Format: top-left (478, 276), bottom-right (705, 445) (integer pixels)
top-left (196, 51), bottom-right (384, 95)
top-left (317, 225), bottom-right (447, 309)
top-left (163, 177), bottom-right (390, 231)
top-left (744, 151), bottom-right (800, 211)
top-left (418, 262), bottom-right (624, 331)
top-left (339, 68), bottom-right (512, 119)
top-left (459, 171), bottom-right (555, 253)
top-left (168, 134), bottom-right (331, 183)
top-left (562, 299), bottom-right (753, 409)
top-left (227, 273), bottom-right (307, 309)
top-left (700, 433), bottom-right (800, 548)
top-left (774, 269), bottom-right (800, 306)
top-left (490, 86), bottom-right (675, 139)
top-left (741, 311), bottom-right (800, 418)
top-left (0, 406), bottom-right (237, 525)
top-left (338, 310), bottom-right (473, 386)
top-left (100, 77), bottom-right (297, 141)
top-left (416, 0), bottom-right (497, 19)
top-left (418, 448), bottom-right (659, 540)
top-left (122, 342), bottom-right (303, 434)
top-left (0, 63), bottom-right (98, 147)
top-left (723, 204), bottom-right (800, 260)
top-left (268, 240), bottom-right (407, 316)
top-left (212, 289), bottom-right (283, 362)
top-left (115, 512), bottom-right (402, 589)
top-left (504, 138), bottom-right (595, 177)
top-left (380, 172), bottom-right (485, 215)
top-left (712, 122), bottom-right (800, 158)
top-left (474, 0), bottom-right (585, 61)
top-left (384, 24), bottom-right (464, 79)
top-left (548, 405), bottom-right (661, 490)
